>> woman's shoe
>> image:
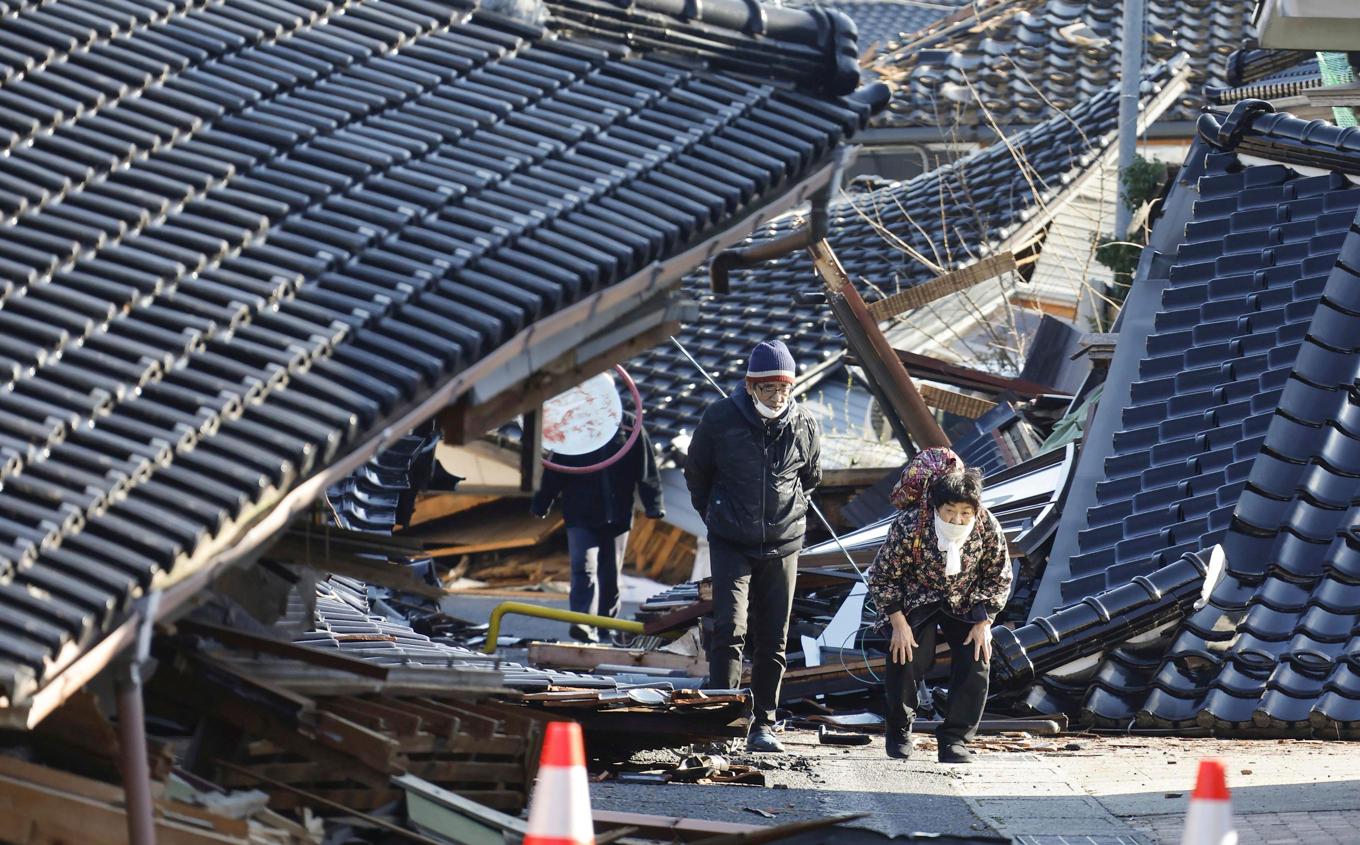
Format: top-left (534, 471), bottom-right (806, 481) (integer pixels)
top-left (885, 732), bottom-right (912, 759)
top-left (937, 743), bottom-right (975, 764)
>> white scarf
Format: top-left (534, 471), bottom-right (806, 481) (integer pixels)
top-left (934, 512), bottom-right (975, 577)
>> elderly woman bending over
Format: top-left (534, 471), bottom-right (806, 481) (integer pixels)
top-left (866, 448), bottom-right (1012, 764)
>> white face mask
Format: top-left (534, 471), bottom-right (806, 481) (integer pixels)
top-left (752, 396), bottom-right (789, 419)
top-left (934, 511), bottom-right (975, 577)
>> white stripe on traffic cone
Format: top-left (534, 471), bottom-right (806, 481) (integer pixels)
top-left (524, 721), bottom-right (594, 845)
top-left (1180, 759), bottom-right (1238, 845)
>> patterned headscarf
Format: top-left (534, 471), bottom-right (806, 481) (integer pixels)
top-left (888, 446), bottom-right (963, 560)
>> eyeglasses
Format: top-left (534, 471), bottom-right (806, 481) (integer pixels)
top-left (754, 383), bottom-right (793, 399)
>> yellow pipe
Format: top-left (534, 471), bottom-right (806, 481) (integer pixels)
top-left (482, 601), bottom-right (645, 654)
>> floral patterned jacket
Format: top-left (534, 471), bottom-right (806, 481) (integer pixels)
top-left (866, 501), bottom-right (1012, 625)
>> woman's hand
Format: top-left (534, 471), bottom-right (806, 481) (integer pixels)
top-left (964, 620), bottom-right (992, 664)
top-left (889, 612), bottom-right (917, 665)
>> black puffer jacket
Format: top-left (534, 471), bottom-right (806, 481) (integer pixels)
top-left (684, 392), bottom-right (822, 557)
top-left (531, 415), bottom-right (664, 529)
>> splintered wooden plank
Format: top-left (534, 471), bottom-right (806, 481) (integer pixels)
top-left (917, 384), bottom-right (997, 419)
top-left (642, 600), bottom-right (713, 635)
top-left (311, 711), bottom-right (402, 773)
top-left (330, 698), bottom-right (425, 736)
top-left (407, 493), bottom-right (499, 528)
top-left (527, 642), bottom-right (704, 673)
top-left (866, 253), bottom-right (1018, 322)
top-left (378, 698), bottom-right (460, 737)
top-left (411, 698), bottom-right (497, 737)
top-left (413, 508), bottom-right (565, 556)
top-left (0, 772), bottom-right (245, 845)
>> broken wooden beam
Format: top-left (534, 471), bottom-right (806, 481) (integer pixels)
top-left (217, 761), bottom-right (447, 845)
top-left (875, 348), bottom-right (1060, 399)
top-left (866, 253), bottom-right (1018, 322)
top-left (642, 600), bottom-right (713, 636)
top-left (527, 642), bottom-right (704, 674)
top-left (809, 238), bottom-right (949, 451)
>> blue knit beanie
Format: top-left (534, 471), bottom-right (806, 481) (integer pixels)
top-left (746, 339), bottom-right (796, 384)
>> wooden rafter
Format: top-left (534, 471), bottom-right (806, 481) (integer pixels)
top-left (889, 348), bottom-right (1060, 398)
top-left (866, 253), bottom-right (1018, 322)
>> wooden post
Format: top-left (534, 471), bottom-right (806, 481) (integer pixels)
top-left (520, 408), bottom-right (542, 493)
top-left (806, 239), bottom-right (950, 451)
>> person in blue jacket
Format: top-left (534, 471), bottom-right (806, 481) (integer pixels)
top-left (532, 413), bottom-right (665, 642)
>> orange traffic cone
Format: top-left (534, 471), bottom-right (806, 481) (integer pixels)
top-left (524, 721), bottom-right (594, 845)
top-left (1180, 759), bottom-right (1238, 845)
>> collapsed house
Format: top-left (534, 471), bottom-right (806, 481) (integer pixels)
top-left (866, 0), bottom-right (1266, 139)
top-left (1015, 101), bottom-right (1360, 736)
top-left (0, 0), bottom-right (904, 836)
top-left (807, 99), bottom-right (1360, 739)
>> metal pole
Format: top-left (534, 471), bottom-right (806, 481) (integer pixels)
top-left (117, 671), bottom-right (156, 845)
top-left (117, 592), bottom-right (161, 845)
top-left (1114, 0), bottom-right (1146, 240)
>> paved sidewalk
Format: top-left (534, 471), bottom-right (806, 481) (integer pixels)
top-left (1132, 810), bottom-right (1360, 845)
top-left (590, 731), bottom-right (1360, 844)
top-left (962, 735), bottom-right (1360, 844)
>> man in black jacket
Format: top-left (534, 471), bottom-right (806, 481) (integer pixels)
top-left (532, 414), bottom-right (665, 642)
top-left (684, 339), bottom-right (821, 752)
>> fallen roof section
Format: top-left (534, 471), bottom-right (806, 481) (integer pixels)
top-left (630, 58), bottom-right (1190, 455)
top-left (0, 0), bottom-right (887, 726)
top-left (1022, 100), bottom-right (1360, 735)
top-left (1035, 102), bottom-right (1360, 614)
top-left (868, 0), bottom-right (1258, 133)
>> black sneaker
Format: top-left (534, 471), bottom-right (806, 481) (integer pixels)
top-left (885, 732), bottom-right (912, 759)
top-left (937, 743), bottom-right (975, 764)
top-left (568, 623), bottom-right (599, 643)
top-left (745, 726), bottom-right (785, 753)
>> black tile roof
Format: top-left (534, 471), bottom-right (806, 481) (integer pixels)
top-left (1018, 101), bottom-right (1360, 735)
top-left (1051, 109), bottom-right (1360, 611)
top-left (1206, 49), bottom-right (1322, 107)
top-left (630, 59), bottom-right (1187, 455)
top-left (0, 0), bottom-right (883, 711)
top-left (869, 0), bottom-right (1255, 131)
top-left (796, 0), bottom-right (965, 55)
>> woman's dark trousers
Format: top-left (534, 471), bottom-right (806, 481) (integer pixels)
top-left (883, 607), bottom-right (990, 747)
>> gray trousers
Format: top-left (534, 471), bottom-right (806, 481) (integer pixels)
top-left (566, 524), bottom-right (629, 620)
top-left (707, 538), bottom-right (799, 728)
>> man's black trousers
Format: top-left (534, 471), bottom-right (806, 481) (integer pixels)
top-left (706, 537), bottom-right (799, 728)
top-left (882, 605), bottom-right (989, 748)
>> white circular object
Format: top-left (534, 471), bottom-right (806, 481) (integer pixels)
top-left (540, 371), bottom-right (623, 455)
